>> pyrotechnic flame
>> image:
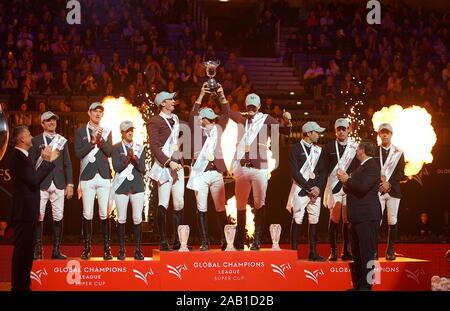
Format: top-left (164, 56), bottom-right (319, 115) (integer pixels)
top-left (372, 105), bottom-right (436, 177)
top-left (225, 196), bottom-right (254, 240)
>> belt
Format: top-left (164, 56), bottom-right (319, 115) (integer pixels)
top-left (242, 162), bottom-right (254, 168)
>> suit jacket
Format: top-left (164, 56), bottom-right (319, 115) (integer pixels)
top-left (290, 141), bottom-right (325, 197)
top-left (189, 102), bottom-right (229, 173)
top-left (111, 142), bottom-right (146, 194)
top-left (229, 110), bottom-right (292, 169)
top-left (74, 125), bottom-right (113, 180)
top-left (10, 148), bottom-right (55, 222)
top-left (147, 114), bottom-right (186, 167)
top-left (344, 158), bottom-right (382, 223)
top-left (318, 140), bottom-right (359, 194)
top-left (374, 146), bottom-right (405, 199)
top-left (29, 133), bottom-right (73, 190)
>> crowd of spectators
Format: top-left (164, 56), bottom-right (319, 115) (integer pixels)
top-left (1, 0), bottom-right (449, 135)
top-left (275, 1), bottom-right (450, 117)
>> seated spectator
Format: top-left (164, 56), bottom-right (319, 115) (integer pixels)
top-left (32, 101), bottom-right (47, 134)
top-left (79, 73), bottom-right (98, 96)
top-left (224, 52), bottom-right (238, 74)
top-left (83, 28), bottom-right (96, 49)
top-left (418, 212), bottom-right (432, 237)
top-left (303, 60), bottom-right (324, 94)
top-left (1, 70), bottom-right (18, 92)
top-left (91, 54), bottom-right (106, 78)
top-left (123, 20), bottom-right (135, 41)
top-left (442, 62), bottom-right (450, 83)
top-left (37, 71), bottom-right (57, 95)
top-left (435, 96), bottom-right (448, 117)
top-left (340, 72), bottom-right (355, 95)
top-left (231, 73), bottom-right (252, 110)
top-left (221, 72), bottom-right (235, 95)
top-left (14, 103), bottom-right (32, 126)
top-left (387, 71), bottom-right (402, 93)
top-left (304, 33), bottom-right (318, 53)
top-left (58, 101), bottom-right (71, 113)
top-left (284, 33), bottom-right (301, 66)
top-left (317, 33), bottom-right (332, 54)
top-left (263, 97), bottom-right (274, 114)
top-left (323, 75), bottom-right (337, 113)
top-left (325, 59), bottom-right (340, 77)
top-left (51, 34), bottom-right (69, 56)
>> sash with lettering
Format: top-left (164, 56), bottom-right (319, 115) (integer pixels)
top-left (286, 142), bottom-right (322, 212)
top-left (323, 140), bottom-right (358, 208)
top-left (35, 134), bottom-right (67, 169)
top-left (187, 125), bottom-right (218, 191)
top-left (77, 125), bottom-right (111, 199)
top-left (379, 144), bottom-right (403, 191)
top-left (110, 142), bottom-right (144, 201)
top-left (232, 112), bottom-right (269, 172)
top-left (149, 113), bottom-right (180, 184)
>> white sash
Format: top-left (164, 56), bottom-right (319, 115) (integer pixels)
top-left (149, 113), bottom-right (180, 184)
top-left (323, 140), bottom-right (358, 208)
top-left (286, 143), bottom-right (321, 212)
top-left (187, 125), bottom-right (218, 191)
top-left (379, 145), bottom-right (403, 181)
top-left (35, 133), bottom-right (67, 169)
top-left (110, 142), bottom-right (144, 199)
top-left (232, 112), bottom-right (268, 172)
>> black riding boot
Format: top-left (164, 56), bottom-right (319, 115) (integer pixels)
top-left (328, 220), bottom-right (338, 261)
top-left (81, 218), bottom-right (92, 260)
top-left (51, 220), bottom-right (67, 259)
top-left (308, 224), bottom-right (326, 261)
top-left (102, 219), bottom-right (113, 260)
top-left (290, 219), bottom-right (301, 251)
top-left (386, 224), bottom-right (397, 260)
top-left (157, 205), bottom-right (173, 251)
top-left (33, 221), bottom-right (43, 260)
top-left (216, 211), bottom-right (228, 251)
top-left (233, 210), bottom-right (246, 250)
top-left (251, 206), bottom-right (265, 250)
top-left (197, 211), bottom-right (210, 251)
top-left (117, 223), bottom-right (126, 260)
top-left (341, 223), bottom-right (353, 260)
top-left (134, 223), bottom-right (144, 260)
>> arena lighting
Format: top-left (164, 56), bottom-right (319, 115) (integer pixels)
top-left (296, 101), bottom-right (302, 105)
top-left (289, 91), bottom-right (295, 95)
top-left (304, 112), bottom-right (309, 115)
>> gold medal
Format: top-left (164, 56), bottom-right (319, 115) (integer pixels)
top-left (245, 145), bottom-right (250, 152)
top-left (172, 144), bottom-right (179, 151)
top-left (309, 172), bottom-right (316, 179)
top-left (380, 175), bottom-right (386, 182)
top-left (337, 169), bottom-right (344, 175)
top-left (127, 174), bottom-right (134, 181)
top-left (89, 156), bottom-right (96, 163)
top-left (208, 154), bottom-right (215, 161)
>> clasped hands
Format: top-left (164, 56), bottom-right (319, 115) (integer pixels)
top-left (41, 145), bottom-right (60, 163)
top-left (337, 169), bottom-right (350, 183)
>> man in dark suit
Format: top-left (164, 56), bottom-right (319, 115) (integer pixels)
top-left (10, 125), bottom-right (60, 291)
top-left (337, 141), bottom-right (381, 291)
top-left (29, 111), bottom-right (73, 260)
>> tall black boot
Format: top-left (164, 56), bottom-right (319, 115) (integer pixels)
top-left (251, 206), bottom-right (265, 250)
top-left (51, 220), bottom-right (67, 259)
top-left (117, 223), bottom-right (126, 260)
top-left (386, 224), bottom-right (397, 260)
top-left (341, 223), bottom-right (353, 260)
top-left (172, 210), bottom-right (182, 250)
top-left (308, 224), bottom-right (326, 261)
top-left (216, 211), bottom-right (228, 251)
top-left (290, 219), bottom-right (301, 251)
top-left (134, 223), bottom-right (144, 260)
top-left (157, 205), bottom-right (173, 251)
top-left (197, 211), bottom-right (210, 251)
top-left (328, 220), bottom-right (338, 261)
top-left (101, 218), bottom-right (113, 260)
top-left (374, 223), bottom-right (380, 260)
top-left (33, 221), bottom-right (43, 260)
top-left (233, 210), bottom-right (246, 250)
top-left (81, 218), bottom-right (92, 260)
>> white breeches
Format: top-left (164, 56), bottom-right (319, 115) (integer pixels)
top-left (194, 170), bottom-right (226, 213)
top-left (115, 192), bottom-right (145, 225)
top-left (234, 166), bottom-right (268, 211)
top-left (292, 195), bottom-right (321, 225)
top-left (329, 188), bottom-right (349, 224)
top-left (158, 168), bottom-right (184, 211)
top-left (80, 173), bottom-right (111, 220)
top-left (378, 193), bottom-right (400, 225)
top-left (39, 182), bottom-right (65, 222)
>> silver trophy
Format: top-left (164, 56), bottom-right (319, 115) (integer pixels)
top-left (202, 60), bottom-right (221, 92)
top-left (0, 105), bottom-right (9, 161)
top-left (269, 224), bottom-right (282, 251)
top-left (224, 225), bottom-right (237, 251)
top-left (178, 225), bottom-right (190, 252)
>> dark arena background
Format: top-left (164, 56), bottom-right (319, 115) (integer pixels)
top-left (0, 0), bottom-right (449, 294)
